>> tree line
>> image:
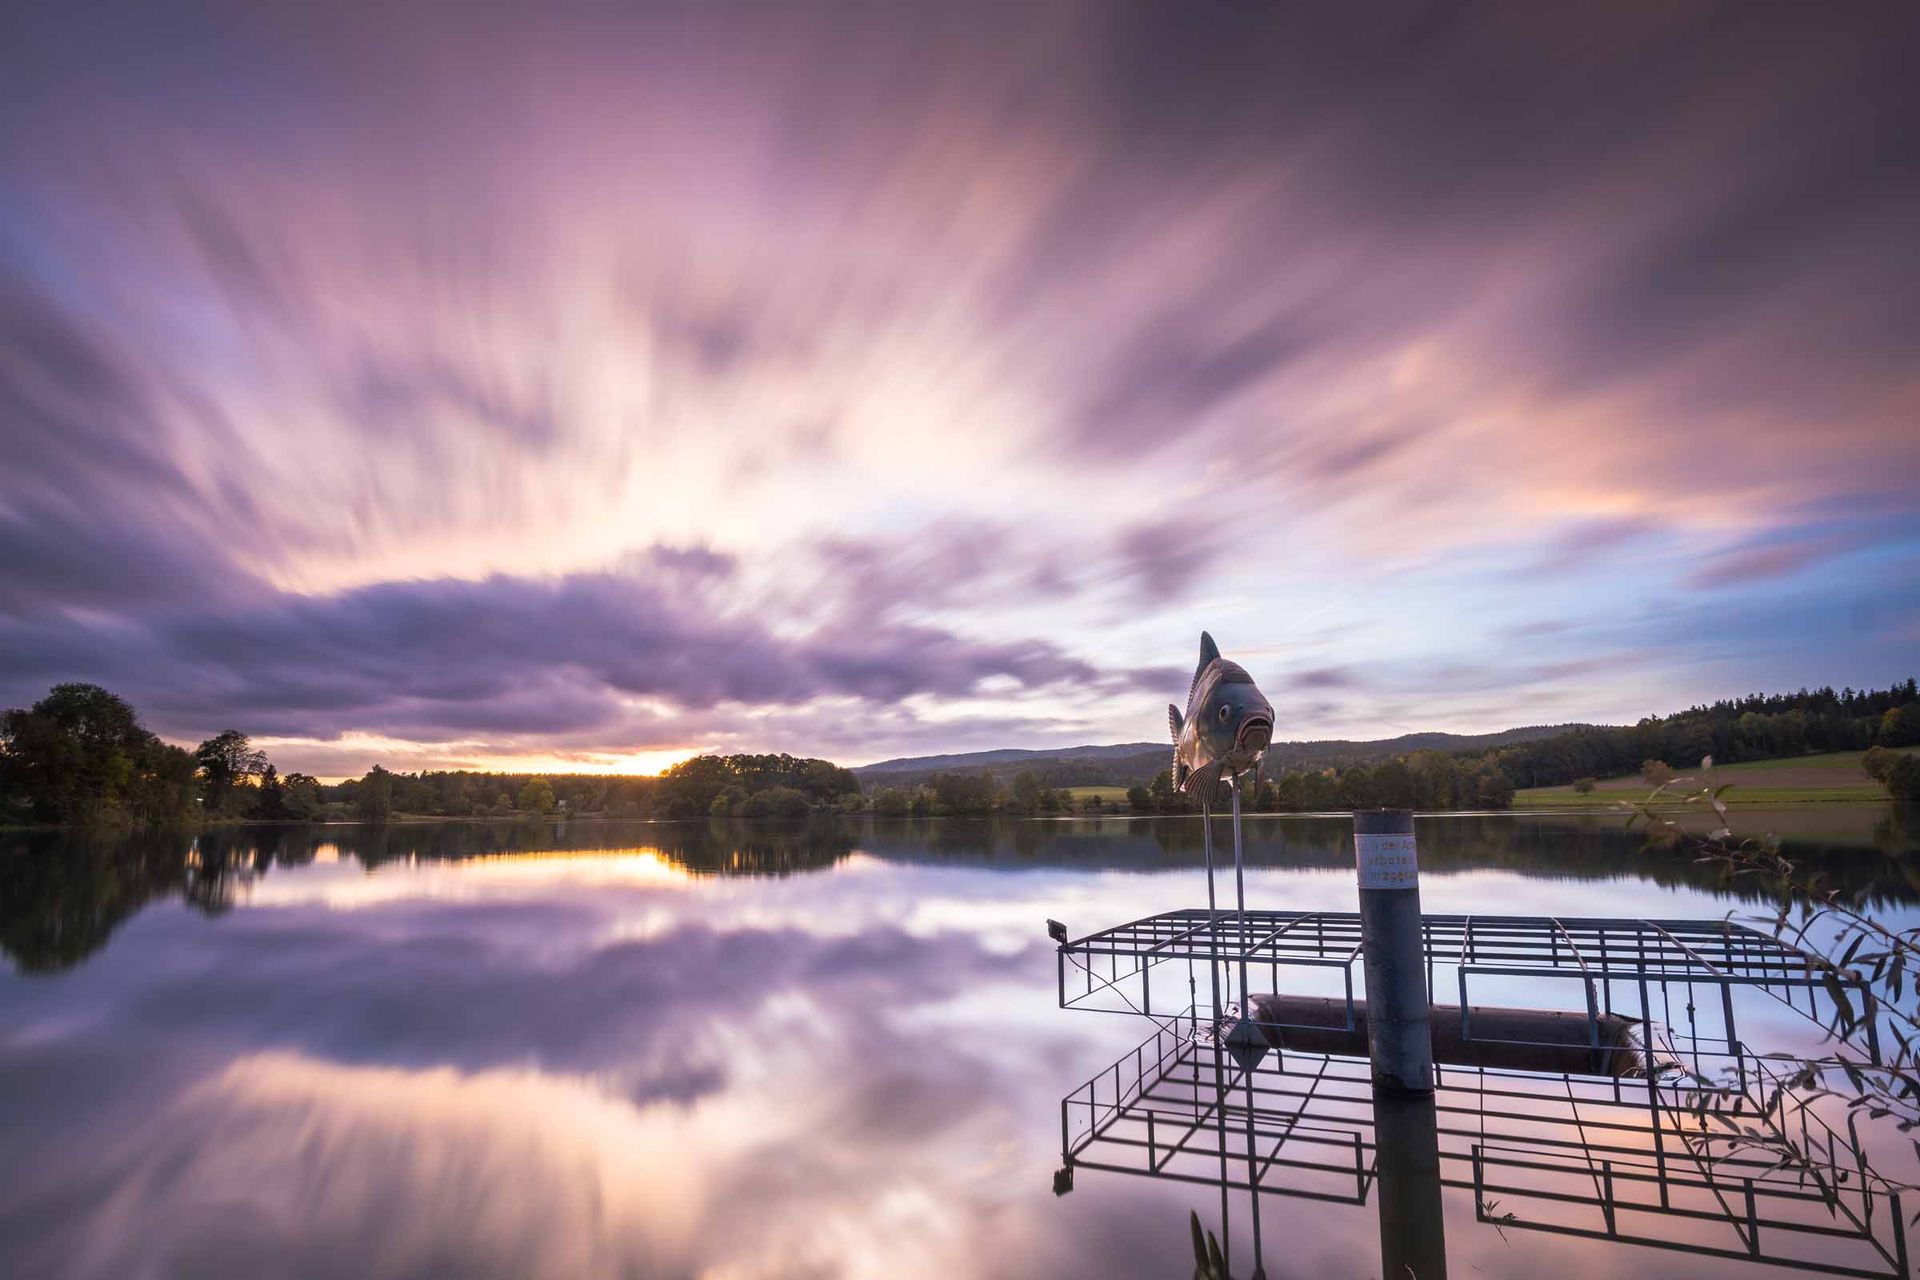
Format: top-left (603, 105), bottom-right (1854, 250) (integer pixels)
top-left (343, 752), bottom-right (865, 822)
top-left (0, 683), bottom-right (869, 827)
top-left (1139, 748), bottom-right (1519, 814)
top-left (1483, 680), bottom-right (1919, 790)
top-left (1235, 678), bottom-right (1920, 811)
top-left (0, 684), bottom-right (326, 827)
top-left (4, 678), bottom-right (1914, 828)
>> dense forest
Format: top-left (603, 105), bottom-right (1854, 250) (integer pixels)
top-left (2, 679), bottom-right (1915, 828)
top-left (337, 751), bottom-right (863, 822)
top-left (878, 680), bottom-right (1920, 814)
top-left (854, 724), bottom-right (1587, 790)
top-left (1244, 679), bottom-right (1920, 812)
top-left (1486, 682), bottom-right (1919, 785)
top-left (0, 684), bottom-right (862, 827)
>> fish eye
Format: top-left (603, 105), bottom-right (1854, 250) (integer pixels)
top-left (1217, 704), bottom-right (1231, 723)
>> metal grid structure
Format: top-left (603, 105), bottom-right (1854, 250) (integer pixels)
top-left (1060, 1017), bottom-right (1910, 1279)
top-left (1057, 908), bottom-right (1881, 1068)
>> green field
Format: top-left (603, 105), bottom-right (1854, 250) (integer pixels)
top-left (1513, 749), bottom-right (1905, 809)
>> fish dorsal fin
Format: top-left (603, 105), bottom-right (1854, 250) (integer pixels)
top-left (1189, 631), bottom-right (1221, 699)
top-left (1168, 703), bottom-right (1183, 741)
top-left (1197, 631), bottom-right (1221, 672)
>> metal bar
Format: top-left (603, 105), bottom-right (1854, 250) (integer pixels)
top-left (1231, 776), bottom-right (1248, 1022)
top-left (1545, 917), bottom-right (1603, 1053)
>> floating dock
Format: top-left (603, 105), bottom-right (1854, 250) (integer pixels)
top-left (1056, 908), bottom-right (1881, 1072)
top-left (1049, 804), bottom-right (1904, 1277)
top-left (1059, 1019), bottom-right (1909, 1278)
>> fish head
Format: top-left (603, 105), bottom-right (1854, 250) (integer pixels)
top-left (1195, 659), bottom-right (1274, 772)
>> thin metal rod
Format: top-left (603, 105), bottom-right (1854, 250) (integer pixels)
top-left (1232, 774), bottom-right (1248, 1019)
top-left (1202, 795), bottom-right (1221, 1023)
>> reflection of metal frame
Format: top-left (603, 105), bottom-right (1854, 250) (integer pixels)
top-left (1061, 1018), bottom-right (1910, 1278)
top-left (1058, 910), bottom-right (1880, 1067)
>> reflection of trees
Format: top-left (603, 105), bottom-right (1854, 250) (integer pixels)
top-left (5, 810), bottom-right (1913, 975)
top-left (1874, 802), bottom-right (1920, 860)
top-left (0, 828), bottom-right (238, 972)
top-left (667, 820), bottom-right (858, 876)
top-left (306, 818), bottom-right (859, 877)
top-left (861, 814), bottom-right (1919, 907)
top-left (0, 819), bottom-right (864, 972)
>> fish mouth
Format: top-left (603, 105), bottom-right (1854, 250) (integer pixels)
top-left (1236, 716), bottom-right (1273, 751)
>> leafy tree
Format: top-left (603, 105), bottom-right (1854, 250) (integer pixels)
top-left (1863, 746), bottom-right (1920, 801)
top-left (0, 684), bottom-right (192, 825)
top-left (255, 764), bottom-right (286, 820)
top-left (1641, 759), bottom-right (1674, 787)
top-left (650, 753), bottom-right (860, 819)
top-left (1863, 745), bottom-right (1897, 783)
top-left (929, 770), bottom-right (996, 815)
top-left (1882, 704), bottom-right (1920, 748)
top-left (124, 742), bottom-right (199, 825)
top-left (1127, 784), bottom-right (1153, 813)
top-left (356, 765), bottom-right (394, 819)
top-left (282, 772), bottom-right (323, 820)
top-left (870, 787), bottom-right (910, 818)
top-left (1572, 777), bottom-right (1597, 795)
top-left (517, 777), bottom-right (556, 814)
top-left (1470, 764), bottom-right (1515, 809)
top-left (1887, 755), bottom-right (1920, 802)
top-left (1370, 757), bottom-right (1416, 809)
top-left (194, 729), bottom-right (269, 816)
top-left (742, 785), bottom-right (809, 819)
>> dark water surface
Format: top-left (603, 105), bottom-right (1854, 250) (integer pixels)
top-left (3, 808), bottom-right (1917, 1279)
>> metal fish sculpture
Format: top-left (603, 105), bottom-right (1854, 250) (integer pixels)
top-left (1168, 631), bottom-right (1274, 798)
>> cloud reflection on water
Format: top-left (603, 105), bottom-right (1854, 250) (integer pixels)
top-left (2, 817), bottom-right (1918, 1277)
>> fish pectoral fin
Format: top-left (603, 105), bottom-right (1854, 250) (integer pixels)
top-left (1167, 703), bottom-right (1183, 741)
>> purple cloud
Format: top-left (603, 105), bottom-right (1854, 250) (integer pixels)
top-left (0, 558), bottom-right (1162, 749)
top-left (1688, 535), bottom-right (1860, 590)
top-left (1, 1), bottom-right (1917, 762)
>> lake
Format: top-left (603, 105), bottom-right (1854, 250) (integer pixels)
top-left (3, 807), bottom-right (1917, 1279)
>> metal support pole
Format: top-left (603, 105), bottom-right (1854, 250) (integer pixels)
top-left (1375, 1089), bottom-right (1448, 1280)
top-left (1202, 795), bottom-right (1221, 1025)
top-left (1355, 809), bottom-right (1434, 1093)
top-left (1231, 775), bottom-right (1248, 1018)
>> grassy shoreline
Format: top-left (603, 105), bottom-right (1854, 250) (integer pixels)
top-left (1513, 749), bottom-right (1905, 809)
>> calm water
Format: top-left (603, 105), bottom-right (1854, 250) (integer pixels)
top-left (3, 808), bottom-right (1917, 1279)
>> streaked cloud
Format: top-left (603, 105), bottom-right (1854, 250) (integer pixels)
top-left (1, 1), bottom-right (1916, 771)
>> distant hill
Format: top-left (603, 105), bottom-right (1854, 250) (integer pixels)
top-left (858, 742), bottom-right (1165, 774)
top-left (854, 724), bottom-right (1594, 790)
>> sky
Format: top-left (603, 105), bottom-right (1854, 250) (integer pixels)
top-left (2, 1), bottom-right (1917, 779)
